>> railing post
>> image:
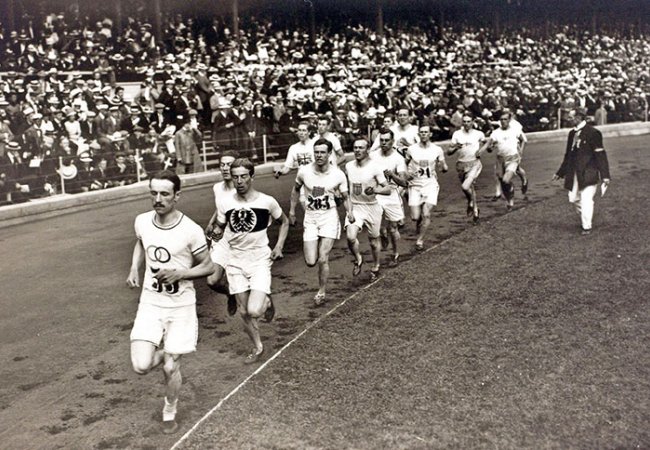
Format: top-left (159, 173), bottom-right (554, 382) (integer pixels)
top-left (59, 156), bottom-right (66, 194)
top-left (263, 134), bottom-right (268, 164)
top-left (135, 148), bottom-right (142, 183)
top-left (557, 108), bottom-right (562, 129)
top-left (202, 140), bottom-right (208, 172)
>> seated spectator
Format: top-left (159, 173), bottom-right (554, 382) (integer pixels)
top-left (106, 152), bottom-right (137, 186)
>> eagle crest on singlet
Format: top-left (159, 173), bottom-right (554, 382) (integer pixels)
top-left (229, 208), bottom-right (258, 233)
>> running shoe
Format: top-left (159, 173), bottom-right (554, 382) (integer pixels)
top-left (388, 254), bottom-right (400, 268)
top-left (314, 292), bottom-right (326, 306)
top-left (244, 347), bottom-right (264, 365)
top-left (352, 257), bottom-right (364, 276)
top-left (162, 420), bottom-right (179, 435)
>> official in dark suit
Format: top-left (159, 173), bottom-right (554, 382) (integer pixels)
top-left (553, 108), bottom-right (610, 235)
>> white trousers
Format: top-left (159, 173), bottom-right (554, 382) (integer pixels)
top-left (568, 174), bottom-right (597, 230)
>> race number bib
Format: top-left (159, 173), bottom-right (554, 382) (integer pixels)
top-left (150, 267), bottom-right (179, 294)
top-left (417, 160), bottom-right (432, 178)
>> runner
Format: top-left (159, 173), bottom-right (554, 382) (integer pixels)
top-left (370, 127), bottom-right (409, 266)
top-left (204, 151), bottom-right (238, 315)
top-left (405, 124), bottom-right (448, 250)
top-left (488, 110), bottom-right (528, 201)
top-left (212, 158), bottom-right (289, 364)
top-left (479, 111), bottom-right (526, 211)
top-left (449, 115), bottom-right (485, 224)
top-left (344, 136), bottom-right (391, 280)
top-left (289, 138), bottom-right (352, 305)
top-left (274, 122), bottom-right (315, 178)
top-left (126, 170), bottom-right (213, 434)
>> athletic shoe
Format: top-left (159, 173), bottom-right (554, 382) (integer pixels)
top-left (162, 420), bottom-right (179, 435)
top-left (244, 347), bottom-right (264, 365)
top-left (227, 294), bottom-right (237, 316)
top-left (388, 254), bottom-right (399, 268)
top-left (581, 228), bottom-right (592, 235)
top-left (472, 210), bottom-right (480, 225)
top-left (415, 241), bottom-right (424, 252)
top-left (263, 295), bottom-right (275, 322)
top-left (369, 268), bottom-right (380, 281)
top-left (352, 257), bottom-right (364, 276)
top-left (490, 195), bottom-right (500, 202)
top-left (314, 292), bottom-right (326, 306)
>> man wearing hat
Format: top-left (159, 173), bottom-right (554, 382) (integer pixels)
top-left (22, 113), bottom-right (44, 159)
top-left (552, 107), bottom-right (611, 235)
top-left (193, 64), bottom-right (213, 126)
top-left (157, 79), bottom-right (177, 123)
top-left (150, 103), bottom-right (171, 134)
top-left (1, 141), bottom-right (27, 203)
top-left (173, 120), bottom-right (202, 175)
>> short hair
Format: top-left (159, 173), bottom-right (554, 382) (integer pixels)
top-left (353, 135), bottom-right (369, 147)
top-left (313, 138), bottom-right (333, 152)
top-left (317, 115), bottom-right (331, 124)
top-left (500, 111), bottom-right (511, 120)
top-left (231, 157), bottom-right (255, 176)
top-left (150, 170), bottom-right (181, 193)
top-left (378, 127), bottom-right (394, 139)
top-left (220, 150), bottom-right (237, 161)
top-left (297, 121), bottom-right (310, 129)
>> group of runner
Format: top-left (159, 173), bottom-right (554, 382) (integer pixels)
top-left (124, 107), bottom-right (529, 434)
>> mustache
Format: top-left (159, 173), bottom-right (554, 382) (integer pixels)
top-left (154, 202), bottom-right (164, 207)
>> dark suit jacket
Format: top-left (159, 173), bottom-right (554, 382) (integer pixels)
top-left (557, 123), bottom-right (610, 190)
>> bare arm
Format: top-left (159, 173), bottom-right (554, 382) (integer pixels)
top-left (126, 239), bottom-right (145, 288)
top-left (271, 212), bottom-right (290, 260)
top-left (477, 137), bottom-right (493, 157)
top-left (386, 169), bottom-right (409, 188)
top-left (205, 209), bottom-right (218, 236)
top-left (154, 247), bottom-right (214, 285)
top-left (289, 182), bottom-right (302, 225)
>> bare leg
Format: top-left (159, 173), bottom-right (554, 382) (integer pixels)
top-left (317, 238), bottom-right (335, 296)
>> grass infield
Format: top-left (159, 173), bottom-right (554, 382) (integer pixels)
top-left (182, 169), bottom-right (649, 449)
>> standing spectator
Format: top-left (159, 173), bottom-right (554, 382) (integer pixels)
top-left (211, 100), bottom-right (238, 153)
top-left (594, 101), bottom-right (608, 126)
top-left (173, 120), bottom-right (202, 174)
top-left (552, 108), bottom-right (610, 235)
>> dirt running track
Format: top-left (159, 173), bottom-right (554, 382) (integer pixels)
top-left (0, 135), bottom-right (644, 449)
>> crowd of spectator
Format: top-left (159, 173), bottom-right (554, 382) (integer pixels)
top-left (1, 9), bottom-right (649, 205)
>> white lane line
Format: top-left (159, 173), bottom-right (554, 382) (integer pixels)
top-left (171, 239), bottom-right (449, 449)
top-left (170, 274), bottom-right (385, 449)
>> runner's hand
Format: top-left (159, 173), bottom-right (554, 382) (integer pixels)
top-left (155, 268), bottom-right (183, 284)
top-left (271, 247), bottom-right (284, 260)
top-left (126, 269), bottom-right (140, 288)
